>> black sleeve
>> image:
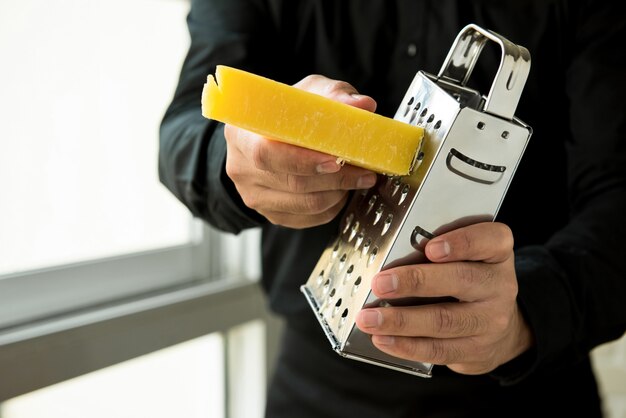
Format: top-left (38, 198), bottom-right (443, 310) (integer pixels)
top-left (158, 0), bottom-right (274, 234)
top-left (495, 0), bottom-right (626, 384)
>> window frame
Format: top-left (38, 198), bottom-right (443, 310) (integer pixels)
top-left (0, 222), bottom-right (215, 330)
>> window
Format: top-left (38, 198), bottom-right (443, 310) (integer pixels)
top-left (0, 1), bottom-right (275, 416)
top-left (0, 0), bottom-right (207, 328)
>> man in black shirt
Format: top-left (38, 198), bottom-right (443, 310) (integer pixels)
top-left (159, 1), bottom-right (626, 416)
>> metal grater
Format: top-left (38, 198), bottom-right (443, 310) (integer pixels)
top-left (300, 23), bottom-right (533, 377)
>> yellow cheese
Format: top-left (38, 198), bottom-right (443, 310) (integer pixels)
top-left (202, 65), bottom-right (423, 175)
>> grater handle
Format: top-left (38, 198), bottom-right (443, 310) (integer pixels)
top-left (437, 23), bottom-right (531, 120)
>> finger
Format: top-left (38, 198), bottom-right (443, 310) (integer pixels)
top-left (265, 167), bottom-right (377, 194)
top-left (260, 195), bottom-right (349, 229)
top-left (244, 187), bottom-right (348, 216)
top-left (356, 303), bottom-right (488, 338)
top-left (233, 128), bottom-right (348, 175)
top-left (371, 261), bottom-right (507, 301)
top-left (294, 75), bottom-right (377, 112)
top-left (425, 222), bottom-right (514, 264)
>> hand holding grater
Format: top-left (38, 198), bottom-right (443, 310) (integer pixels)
top-left (300, 23), bottom-right (532, 377)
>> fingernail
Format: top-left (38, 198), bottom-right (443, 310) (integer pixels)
top-left (375, 274), bottom-right (398, 295)
top-left (350, 93), bottom-right (366, 100)
top-left (428, 240), bottom-right (450, 259)
top-left (357, 174), bottom-right (377, 189)
top-left (374, 335), bottom-right (395, 346)
top-left (316, 161), bottom-right (340, 174)
top-left (359, 310), bottom-right (382, 328)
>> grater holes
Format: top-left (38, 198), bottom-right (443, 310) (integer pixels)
top-left (332, 243), bottom-right (340, 258)
top-left (381, 214), bottom-right (393, 236)
top-left (348, 222), bottom-right (360, 242)
top-left (332, 298), bottom-right (343, 317)
top-left (362, 238), bottom-right (372, 257)
top-left (427, 114), bottom-right (435, 124)
top-left (344, 264), bottom-right (354, 283)
top-left (477, 121), bottom-right (485, 130)
top-left (323, 279), bottom-right (331, 293)
top-left (339, 308), bottom-right (349, 328)
top-left (343, 213), bottom-right (354, 234)
top-left (391, 178), bottom-right (402, 196)
top-left (420, 108), bottom-right (428, 118)
top-left (501, 131), bottom-right (509, 139)
top-left (399, 184), bottom-right (410, 205)
top-left (365, 194), bottom-right (378, 215)
top-left (316, 270), bottom-right (325, 285)
top-left (403, 97), bottom-right (414, 117)
top-left (367, 246), bottom-right (379, 266)
top-left (339, 253), bottom-right (347, 269)
top-left (373, 204), bottom-right (384, 225)
top-left (434, 120), bottom-right (442, 130)
top-left (409, 102), bottom-right (422, 123)
top-left (352, 276), bottom-right (362, 295)
top-left (354, 232), bottom-right (364, 250)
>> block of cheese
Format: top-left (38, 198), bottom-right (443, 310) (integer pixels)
top-left (202, 65), bottom-right (424, 176)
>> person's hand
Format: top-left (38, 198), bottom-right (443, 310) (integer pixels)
top-left (224, 75), bottom-right (378, 229)
top-left (355, 222), bottom-right (534, 375)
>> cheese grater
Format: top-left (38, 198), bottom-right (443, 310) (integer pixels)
top-left (300, 23), bottom-right (533, 377)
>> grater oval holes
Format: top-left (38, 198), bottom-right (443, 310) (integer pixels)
top-left (352, 276), bottom-right (362, 295)
top-left (339, 308), bottom-right (349, 328)
top-left (427, 114), bottom-right (435, 123)
top-left (365, 195), bottom-right (378, 214)
top-left (348, 222), bottom-right (360, 242)
top-left (333, 298), bottom-right (343, 317)
top-left (403, 97), bottom-right (414, 117)
top-left (323, 279), bottom-right (331, 293)
top-left (329, 288), bottom-right (336, 298)
top-left (399, 184), bottom-right (410, 204)
top-left (420, 108), bottom-right (428, 118)
top-left (409, 102), bottom-right (421, 124)
top-left (343, 213), bottom-right (354, 234)
top-left (344, 264), bottom-right (354, 283)
top-left (501, 131), bottom-right (509, 139)
top-left (373, 204), bottom-right (384, 225)
top-left (382, 214), bottom-right (393, 236)
top-left (434, 120), bottom-right (442, 130)
top-left (354, 232), bottom-right (364, 250)
top-left (391, 178), bottom-right (402, 196)
top-left (317, 270), bottom-right (325, 285)
top-left (362, 238), bottom-right (372, 257)
top-left (332, 243), bottom-right (340, 258)
top-left (367, 246), bottom-right (379, 266)
top-left (339, 253), bottom-right (347, 269)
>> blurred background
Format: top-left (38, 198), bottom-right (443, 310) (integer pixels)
top-left (0, 1), bottom-right (624, 417)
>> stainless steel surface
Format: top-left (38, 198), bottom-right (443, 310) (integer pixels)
top-left (438, 23), bottom-right (531, 121)
top-left (301, 23), bottom-right (533, 377)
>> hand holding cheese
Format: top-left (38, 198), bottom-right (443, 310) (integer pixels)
top-left (222, 75), bottom-right (380, 229)
top-left (202, 65), bottom-right (424, 176)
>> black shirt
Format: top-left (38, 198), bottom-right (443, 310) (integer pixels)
top-left (159, 1), bottom-right (626, 416)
